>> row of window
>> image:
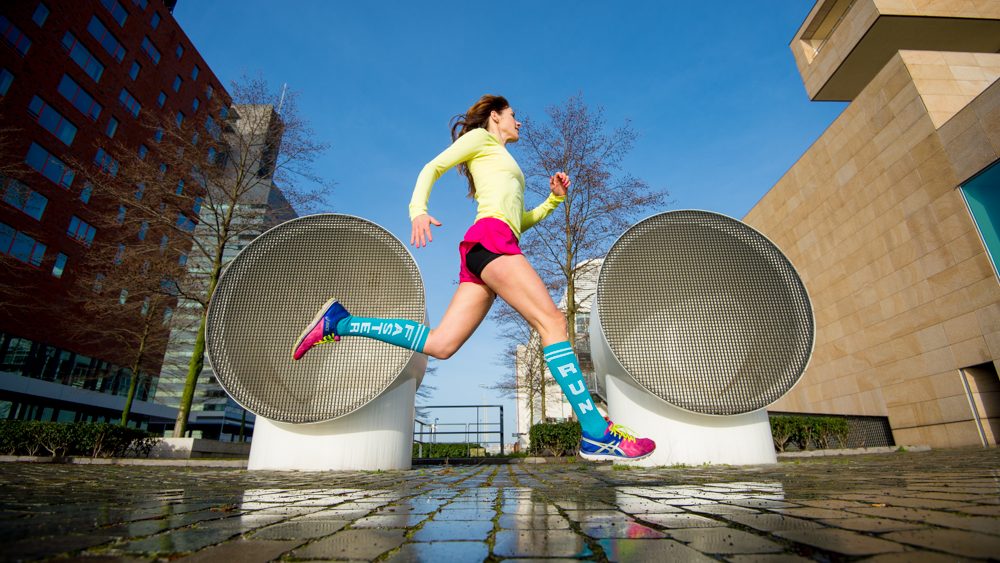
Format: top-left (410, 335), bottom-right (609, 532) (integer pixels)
top-left (0, 221), bottom-right (48, 267)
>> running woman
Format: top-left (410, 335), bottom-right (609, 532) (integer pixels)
top-left (292, 95), bottom-right (655, 461)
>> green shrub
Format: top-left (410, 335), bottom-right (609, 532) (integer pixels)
top-left (529, 421), bottom-right (581, 457)
top-left (771, 415), bottom-right (851, 451)
top-left (411, 442), bottom-right (481, 458)
top-left (0, 421), bottom-right (155, 458)
top-left (769, 416), bottom-right (798, 452)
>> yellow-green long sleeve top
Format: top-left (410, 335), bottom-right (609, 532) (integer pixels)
top-left (409, 128), bottom-right (565, 239)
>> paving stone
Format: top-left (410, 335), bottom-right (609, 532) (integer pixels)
top-left (857, 552), bottom-right (978, 563)
top-left (599, 538), bottom-right (716, 562)
top-left (956, 504), bottom-right (1000, 516)
top-left (493, 530), bottom-right (593, 558)
top-left (636, 513), bottom-right (727, 528)
top-left (430, 507), bottom-right (495, 521)
top-left (667, 528), bottom-right (785, 554)
top-left (686, 504), bottom-right (761, 515)
top-left (410, 519), bottom-right (494, 541)
top-left (174, 539), bottom-right (301, 562)
top-left (250, 520), bottom-right (348, 540)
top-left (119, 526), bottom-right (244, 555)
top-left (816, 517), bottom-right (927, 532)
top-left (3, 533), bottom-right (116, 560)
top-left (580, 521), bottom-right (666, 539)
top-left (723, 513), bottom-right (824, 532)
top-left (350, 513), bottom-right (427, 528)
top-left (385, 540), bottom-right (489, 562)
top-left (497, 514), bottom-right (572, 529)
top-left (725, 555), bottom-right (815, 563)
top-left (562, 509), bottom-right (630, 525)
top-left (775, 529), bottom-right (905, 556)
top-left (882, 528), bottom-right (1000, 558)
top-left (291, 528), bottom-right (407, 560)
top-left (774, 506), bottom-right (853, 519)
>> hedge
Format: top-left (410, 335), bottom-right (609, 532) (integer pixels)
top-left (770, 416), bottom-right (849, 452)
top-left (0, 420), bottom-right (157, 458)
top-left (529, 421), bottom-right (581, 457)
top-left (412, 442), bottom-right (482, 458)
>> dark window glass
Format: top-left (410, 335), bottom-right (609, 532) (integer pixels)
top-left (57, 75), bottom-right (101, 121)
top-left (80, 182), bottom-right (93, 203)
top-left (118, 88), bottom-right (140, 117)
top-left (150, 12), bottom-right (160, 29)
top-left (129, 60), bottom-right (140, 80)
top-left (175, 44), bottom-right (183, 59)
top-left (0, 68), bottom-right (12, 95)
top-left (140, 36), bottom-right (160, 64)
top-left (25, 142), bottom-right (74, 188)
top-left (1, 223), bottom-right (46, 266)
top-left (106, 116), bottom-right (119, 138)
top-left (3, 178), bottom-right (47, 220)
top-left (99, 0), bottom-right (128, 27)
top-left (33, 4), bottom-right (50, 27)
top-left (28, 95), bottom-right (78, 146)
top-left (67, 216), bottom-right (96, 246)
top-left (0, 16), bottom-right (31, 56)
top-left (157, 91), bottom-right (166, 107)
top-left (191, 65), bottom-right (200, 80)
top-left (172, 75), bottom-right (181, 92)
top-left (52, 252), bottom-right (67, 278)
top-left (94, 147), bottom-right (120, 176)
top-left (86, 16), bottom-right (125, 62)
top-left (137, 144), bottom-right (148, 159)
top-left (175, 111), bottom-right (183, 127)
top-left (61, 32), bottom-right (104, 82)
top-left (192, 98), bottom-right (200, 112)
top-left (138, 221), bottom-right (148, 241)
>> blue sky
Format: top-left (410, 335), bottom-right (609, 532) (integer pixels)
top-left (173, 1), bottom-right (846, 441)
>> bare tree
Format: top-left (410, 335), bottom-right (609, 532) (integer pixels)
top-left (494, 95), bottom-right (669, 420)
top-left (486, 300), bottom-right (556, 423)
top-left (84, 75), bottom-right (330, 436)
top-left (516, 94), bottom-right (668, 348)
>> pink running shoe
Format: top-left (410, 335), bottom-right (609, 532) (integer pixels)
top-left (579, 421), bottom-right (656, 461)
top-left (291, 298), bottom-right (351, 360)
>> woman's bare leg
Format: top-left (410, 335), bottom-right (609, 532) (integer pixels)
top-left (421, 282), bottom-right (496, 360)
top-left (478, 254), bottom-right (566, 345)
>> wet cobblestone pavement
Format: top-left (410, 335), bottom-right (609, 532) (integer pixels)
top-left (1, 447), bottom-right (998, 562)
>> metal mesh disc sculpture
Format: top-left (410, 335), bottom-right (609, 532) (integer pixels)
top-left (595, 210), bottom-right (814, 416)
top-left (206, 214), bottom-right (425, 425)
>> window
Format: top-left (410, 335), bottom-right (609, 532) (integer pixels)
top-left (191, 98), bottom-right (200, 112)
top-left (141, 297), bottom-right (149, 316)
top-left (134, 182), bottom-right (144, 200)
top-left (52, 252), bottom-right (67, 278)
top-left (116, 205), bottom-right (125, 224)
top-left (205, 115), bottom-right (219, 140)
top-left (137, 144), bottom-right (148, 159)
top-left (153, 128), bottom-right (163, 143)
top-left (33, 4), bottom-right (50, 27)
top-left (159, 234), bottom-right (168, 252)
top-left (25, 143), bottom-right (74, 188)
top-left (0, 16), bottom-right (31, 56)
top-left (93, 273), bottom-right (105, 293)
top-left (132, 0), bottom-right (148, 9)
top-left (0, 68), bottom-right (12, 95)
top-left (0, 222), bottom-right (46, 266)
top-left (191, 65), bottom-right (200, 80)
top-left (175, 179), bottom-right (184, 195)
top-left (220, 106), bottom-right (229, 120)
top-left (157, 91), bottom-right (166, 107)
top-left (114, 243), bottom-right (125, 265)
top-left (138, 221), bottom-right (148, 240)
top-left (67, 216), bottom-right (96, 246)
top-left (176, 213), bottom-right (196, 232)
top-left (175, 44), bottom-right (183, 59)
top-left (28, 96), bottom-right (78, 146)
top-left (118, 88), bottom-right (140, 117)
top-left (86, 17), bottom-right (125, 62)
top-left (150, 12), bottom-right (160, 29)
top-left (205, 84), bottom-right (213, 99)
top-left (193, 196), bottom-right (202, 215)
top-left (207, 146), bottom-right (216, 163)
top-left (99, 0), bottom-right (128, 27)
top-left (140, 36), bottom-right (160, 64)
top-left (158, 162), bottom-right (167, 177)
top-left (94, 147), bottom-right (119, 176)
top-left (118, 289), bottom-right (128, 304)
top-left (191, 132), bottom-right (199, 145)
top-left (3, 178), bottom-right (47, 220)
top-left (163, 306), bottom-right (172, 324)
top-left (57, 75), bottom-right (101, 121)
top-left (178, 253), bottom-right (187, 266)
top-left (175, 111), bottom-right (184, 127)
top-left (106, 116), bottom-right (119, 138)
top-left (80, 182), bottom-right (93, 204)
top-left (172, 75), bottom-right (182, 92)
top-left (129, 60), bottom-right (140, 80)
top-left (61, 32), bottom-right (104, 82)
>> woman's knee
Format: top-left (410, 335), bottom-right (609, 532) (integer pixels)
top-left (425, 331), bottom-right (460, 360)
top-left (537, 309), bottom-right (567, 339)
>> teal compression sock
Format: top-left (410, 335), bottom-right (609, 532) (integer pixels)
top-left (542, 341), bottom-right (608, 437)
top-left (336, 316), bottom-right (429, 353)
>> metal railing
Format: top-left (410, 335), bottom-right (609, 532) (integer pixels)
top-left (413, 404), bottom-right (504, 458)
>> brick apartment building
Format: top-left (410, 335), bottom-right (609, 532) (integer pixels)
top-left (0, 0), bottom-right (230, 427)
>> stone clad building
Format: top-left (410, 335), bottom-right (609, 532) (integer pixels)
top-left (747, 0), bottom-right (1000, 447)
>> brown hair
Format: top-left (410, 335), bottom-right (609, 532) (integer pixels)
top-left (450, 94), bottom-right (509, 198)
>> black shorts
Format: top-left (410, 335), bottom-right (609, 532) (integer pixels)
top-left (464, 243), bottom-right (503, 278)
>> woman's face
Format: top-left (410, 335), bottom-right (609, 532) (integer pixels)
top-left (494, 107), bottom-right (521, 143)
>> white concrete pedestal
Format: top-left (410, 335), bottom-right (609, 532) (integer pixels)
top-left (605, 374), bottom-right (776, 467)
top-left (248, 377), bottom-right (417, 471)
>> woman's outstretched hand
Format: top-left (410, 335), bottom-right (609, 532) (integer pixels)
top-left (410, 213), bottom-right (441, 248)
top-left (550, 172), bottom-right (571, 197)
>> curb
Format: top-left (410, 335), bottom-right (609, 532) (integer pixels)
top-left (0, 455), bottom-right (248, 468)
top-left (777, 445), bottom-right (931, 459)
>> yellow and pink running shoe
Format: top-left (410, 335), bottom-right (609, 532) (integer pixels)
top-left (291, 298), bottom-right (351, 360)
top-left (579, 421), bottom-right (656, 461)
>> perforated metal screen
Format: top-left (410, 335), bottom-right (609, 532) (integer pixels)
top-left (206, 214), bottom-right (425, 423)
top-left (596, 211), bottom-right (813, 415)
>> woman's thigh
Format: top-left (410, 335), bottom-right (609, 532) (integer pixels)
top-left (423, 282), bottom-right (496, 359)
top-left (480, 254), bottom-right (566, 346)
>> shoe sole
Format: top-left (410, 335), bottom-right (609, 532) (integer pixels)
top-left (579, 450), bottom-right (654, 462)
top-left (291, 297), bottom-right (338, 360)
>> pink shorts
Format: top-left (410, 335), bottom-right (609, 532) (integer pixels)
top-left (458, 218), bottom-right (522, 284)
